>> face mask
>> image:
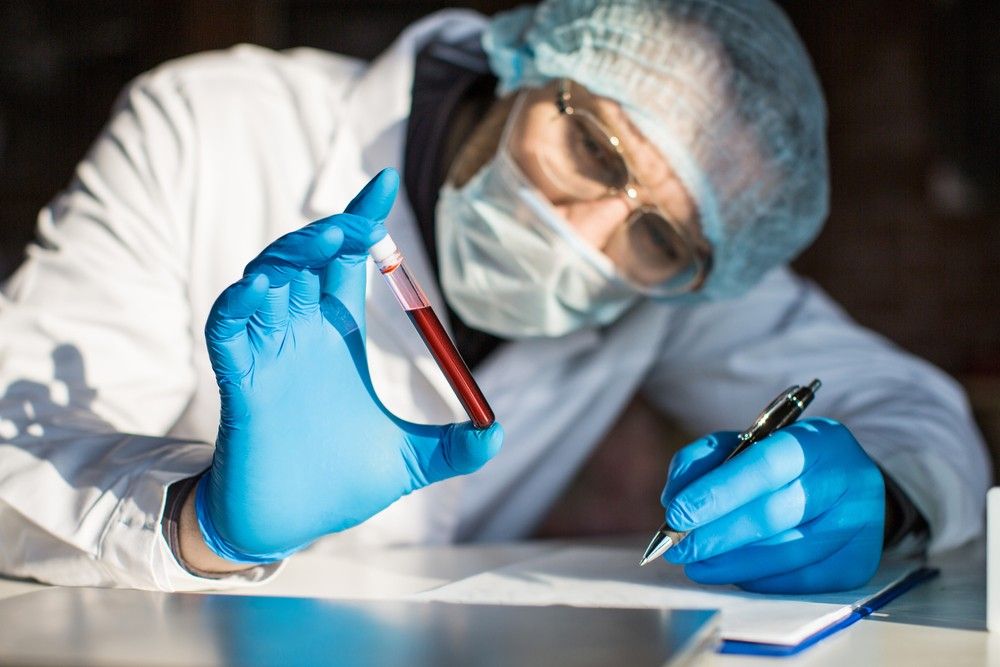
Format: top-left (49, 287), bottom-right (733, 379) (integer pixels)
top-left (435, 147), bottom-right (639, 338)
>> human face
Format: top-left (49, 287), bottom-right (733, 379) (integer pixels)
top-left (501, 79), bottom-right (711, 292)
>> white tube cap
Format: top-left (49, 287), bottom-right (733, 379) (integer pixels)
top-left (368, 234), bottom-right (398, 264)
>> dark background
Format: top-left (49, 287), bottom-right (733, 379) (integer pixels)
top-left (1, 1), bottom-right (998, 512)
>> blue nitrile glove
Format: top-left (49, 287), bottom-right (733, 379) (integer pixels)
top-left (659, 418), bottom-right (884, 593)
top-left (198, 168), bottom-right (503, 563)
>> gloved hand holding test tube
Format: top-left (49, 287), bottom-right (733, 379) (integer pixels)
top-left (193, 168), bottom-right (502, 565)
top-left (369, 235), bottom-right (495, 429)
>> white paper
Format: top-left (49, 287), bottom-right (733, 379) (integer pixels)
top-left (414, 546), bottom-right (918, 646)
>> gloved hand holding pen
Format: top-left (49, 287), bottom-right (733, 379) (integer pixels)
top-left (188, 168), bottom-right (503, 566)
top-left (659, 418), bottom-right (885, 594)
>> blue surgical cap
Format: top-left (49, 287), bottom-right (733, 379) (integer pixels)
top-left (482, 0), bottom-right (830, 300)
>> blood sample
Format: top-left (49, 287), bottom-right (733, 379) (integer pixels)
top-left (368, 234), bottom-right (495, 429)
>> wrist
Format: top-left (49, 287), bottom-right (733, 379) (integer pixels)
top-left (165, 474), bottom-right (256, 577)
top-left (177, 473), bottom-right (253, 578)
top-left (192, 474), bottom-right (299, 565)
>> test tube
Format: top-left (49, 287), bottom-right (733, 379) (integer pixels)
top-left (369, 234), bottom-right (495, 429)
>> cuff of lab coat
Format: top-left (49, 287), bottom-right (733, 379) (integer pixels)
top-left (876, 449), bottom-right (981, 554)
top-left (97, 442), bottom-right (283, 591)
top-left (881, 466), bottom-right (928, 549)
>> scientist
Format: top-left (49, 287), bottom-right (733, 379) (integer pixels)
top-left (0, 0), bottom-right (989, 593)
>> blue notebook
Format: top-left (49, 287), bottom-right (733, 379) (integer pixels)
top-left (416, 546), bottom-right (935, 656)
top-left (720, 566), bottom-right (938, 656)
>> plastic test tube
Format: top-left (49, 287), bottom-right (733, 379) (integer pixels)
top-left (368, 235), bottom-right (495, 429)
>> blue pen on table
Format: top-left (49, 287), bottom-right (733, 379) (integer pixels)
top-left (639, 379), bottom-right (822, 567)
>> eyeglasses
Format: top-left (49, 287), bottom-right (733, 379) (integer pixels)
top-left (507, 79), bottom-right (710, 295)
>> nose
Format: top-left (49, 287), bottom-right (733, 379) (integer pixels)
top-left (553, 196), bottom-right (631, 252)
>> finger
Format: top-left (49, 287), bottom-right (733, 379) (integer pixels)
top-left (666, 464), bottom-right (850, 564)
top-left (320, 246), bottom-right (369, 336)
top-left (736, 521), bottom-right (884, 594)
top-left (248, 282), bottom-right (290, 337)
top-left (311, 213), bottom-right (388, 259)
top-left (244, 224), bottom-right (344, 286)
top-left (405, 421), bottom-right (504, 487)
top-left (318, 213), bottom-right (383, 332)
top-left (204, 273), bottom-right (269, 379)
top-left (344, 168), bottom-right (399, 222)
top-left (661, 432), bottom-right (741, 509)
top-left (441, 421), bottom-right (504, 475)
top-left (665, 427), bottom-right (820, 532)
top-left (288, 269), bottom-right (321, 317)
top-left (682, 502), bottom-right (869, 585)
top-left (314, 170), bottom-right (398, 343)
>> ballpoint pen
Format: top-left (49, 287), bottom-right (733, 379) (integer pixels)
top-left (639, 379), bottom-right (822, 567)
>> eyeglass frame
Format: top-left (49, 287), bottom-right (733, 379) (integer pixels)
top-left (546, 78), bottom-right (712, 295)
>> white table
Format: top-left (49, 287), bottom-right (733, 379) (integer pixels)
top-left (1, 536), bottom-right (995, 666)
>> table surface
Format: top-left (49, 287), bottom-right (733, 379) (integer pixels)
top-left (1, 535), bottom-right (996, 666)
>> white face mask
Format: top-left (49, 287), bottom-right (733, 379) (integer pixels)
top-left (435, 147), bottom-right (639, 338)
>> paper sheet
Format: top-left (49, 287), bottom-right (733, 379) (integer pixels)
top-left (414, 546), bottom-right (917, 646)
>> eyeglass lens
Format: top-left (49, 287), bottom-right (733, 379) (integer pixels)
top-left (621, 209), bottom-right (695, 286)
top-left (540, 107), bottom-right (630, 200)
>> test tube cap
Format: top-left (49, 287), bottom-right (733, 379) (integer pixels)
top-left (368, 234), bottom-right (398, 264)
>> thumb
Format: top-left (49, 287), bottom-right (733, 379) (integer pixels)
top-left (407, 421), bottom-right (504, 486)
top-left (345, 167), bottom-right (398, 223)
top-left (442, 421), bottom-right (504, 475)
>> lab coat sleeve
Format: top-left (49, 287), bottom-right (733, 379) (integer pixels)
top-left (642, 266), bottom-right (990, 554)
top-left (0, 70), bottom-right (278, 590)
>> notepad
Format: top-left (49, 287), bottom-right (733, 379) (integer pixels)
top-left (414, 546), bottom-right (927, 650)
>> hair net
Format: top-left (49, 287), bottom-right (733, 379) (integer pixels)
top-left (481, 0), bottom-right (829, 300)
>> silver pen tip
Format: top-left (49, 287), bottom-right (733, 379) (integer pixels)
top-left (639, 534), bottom-right (674, 567)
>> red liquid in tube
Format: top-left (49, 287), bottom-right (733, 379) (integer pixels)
top-left (406, 306), bottom-right (495, 429)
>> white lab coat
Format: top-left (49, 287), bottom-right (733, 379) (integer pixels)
top-left (0, 11), bottom-right (989, 591)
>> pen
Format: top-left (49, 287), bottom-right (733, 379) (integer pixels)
top-left (639, 379), bottom-right (822, 567)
